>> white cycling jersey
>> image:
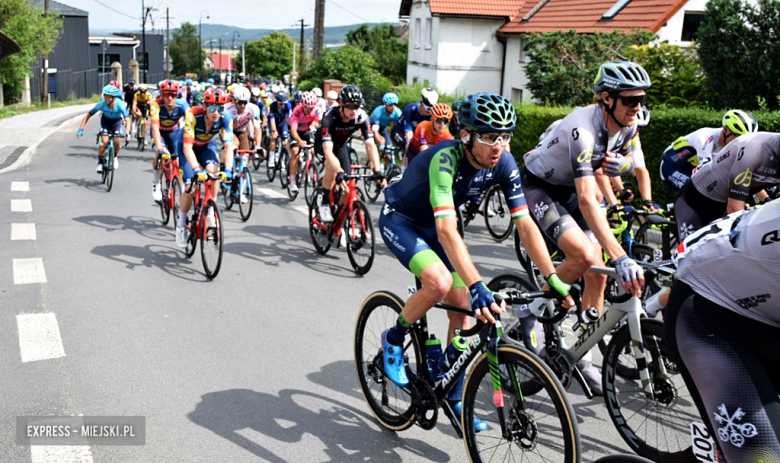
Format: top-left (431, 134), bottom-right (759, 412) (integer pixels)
top-left (224, 102), bottom-right (260, 132)
top-left (667, 127), bottom-right (723, 169)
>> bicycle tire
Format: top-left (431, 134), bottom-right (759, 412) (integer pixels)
top-left (185, 210), bottom-right (198, 258)
top-left (363, 175), bottom-right (381, 203)
top-left (238, 167), bottom-right (253, 221)
top-left (346, 201), bottom-right (375, 275)
top-left (488, 273), bottom-right (568, 325)
top-left (223, 180), bottom-right (235, 211)
top-left (172, 178), bottom-right (182, 230)
top-left (591, 455), bottom-right (655, 463)
top-left (200, 199), bottom-right (223, 279)
top-left (462, 345), bottom-right (581, 463)
top-left (349, 147), bottom-right (359, 166)
top-left (251, 148), bottom-right (262, 170)
top-left (137, 120), bottom-right (145, 151)
top-left (279, 148), bottom-right (290, 188)
top-left (602, 318), bottom-right (698, 463)
top-left (354, 291), bottom-right (420, 432)
top-left (266, 151), bottom-right (277, 182)
top-left (101, 159), bottom-right (108, 185)
top-left (483, 186), bottom-right (514, 242)
top-left (309, 189), bottom-right (332, 255)
top-left (104, 148), bottom-right (114, 192)
top-left (159, 175), bottom-right (171, 225)
top-left (303, 161), bottom-right (317, 208)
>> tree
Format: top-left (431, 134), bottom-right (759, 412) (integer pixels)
top-left (0, 0), bottom-right (61, 103)
top-left (624, 43), bottom-right (707, 108)
top-left (346, 24), bottom-right (407, 84)
top-left (697, 0), bottom-right (780, 110)
top-left (302, 46), bottom-right (381, 89)
top-left (169, 22), bottom-right (203, 77)
top-left (524, 30), bottom-right (654, 106)
top-left (237, 32), bottom-right (298, 80)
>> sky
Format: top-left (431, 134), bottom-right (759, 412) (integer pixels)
top-left (58, 0), bottom-right (401, 32)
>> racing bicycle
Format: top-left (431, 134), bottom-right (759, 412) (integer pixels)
top-left (220, 148), bottom-right (254, 221)
top-left (156, 149), bottom-right (182, 226)
top-left (184, 172), bottom-right (225, 279)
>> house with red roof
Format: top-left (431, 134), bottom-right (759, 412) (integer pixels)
top-left (400, 0), bottom-right (714, 102)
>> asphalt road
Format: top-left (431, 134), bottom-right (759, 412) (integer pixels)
top-left (0, 117), bottom-right (638, 462)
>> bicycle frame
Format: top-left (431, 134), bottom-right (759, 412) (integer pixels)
top-left (189, 175), bottom-right (219, 240)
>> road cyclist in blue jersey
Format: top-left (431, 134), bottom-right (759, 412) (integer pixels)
top-left (370, 92), bottom-right (403, 171)
top-left (77, 84), bottom-right (131, 173)
top-left (390, 87), bottom-right (438, 152)
top-left (268, 90), bottom-right (293, 168)
top-left (378, 92), bottom-right (574, 429)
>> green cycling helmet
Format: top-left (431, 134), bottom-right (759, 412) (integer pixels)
top-left (458, 92), bottom-right (516, 133)
top-left (722, 109), bottom-right (758, 135)
top-left (593, 61), bottom-right (651, 94)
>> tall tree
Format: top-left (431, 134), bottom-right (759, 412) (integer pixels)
top-left (0, 0), bottom-right (61, 103)
top-left (346, 24), bottom-right (407, 84)
top-left (303, 46), bottom-right (380, 89)
top-left (169, 22), bottom-right (203, 76)
top-left (238, 32), bottom-right (298, 79)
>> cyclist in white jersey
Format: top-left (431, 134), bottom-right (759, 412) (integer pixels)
top-left (665, 201), bottom-right (780, 463)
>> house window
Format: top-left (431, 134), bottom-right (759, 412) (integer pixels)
top-left (97, 53), bottom-right (120, 73)
top-left (511, 87), bottom-right (523, 103)
top-left (681, 12), bottom-right (705, 42)
top-left (424, 18), bottom-right (432, 48)
top-left (414, 18), bottom-right (421, 48)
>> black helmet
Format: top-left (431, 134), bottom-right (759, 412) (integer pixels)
top-left (339, 85), bottom-right (362, 105)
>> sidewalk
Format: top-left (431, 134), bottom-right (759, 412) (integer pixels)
top-left (0, 103), bottom-right (93, 174)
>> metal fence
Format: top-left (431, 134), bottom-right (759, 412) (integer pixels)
top-left (30, 65), bottom-right (112, 101)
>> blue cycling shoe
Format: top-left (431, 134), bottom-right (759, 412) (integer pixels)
top-left (453, 401), bottom-right (490, 432)
top-left (382, 329), bottom-right (409, 386)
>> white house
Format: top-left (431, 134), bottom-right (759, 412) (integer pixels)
top-left (402, 0), bottom-right (719, 102)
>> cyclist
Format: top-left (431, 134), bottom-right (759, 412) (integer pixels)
top-left (132, 84), bottom-right (154, 144)
top-left (390, 87), bottom-right (438, 151)
top-left (191, 91), bottom-right (204, 108)
top-left (175, 88), bottom-right (234, 247)
top-left (406, 102), bottom-right (454, 165)
top-left (312, 87), bottom-right (328, 114)
top-left (378, 92), bottom-right (573, 426)
top-left (326, 90), bottom-right (339, 110)
top-left (448, 100), bottom-right (462, 139)
top-left (123, 79), bottom-right (136, 108)
top-left (76, 84), bottom-right (131, 173)
top-left (665, 200), bottom-right (780, 463)
top-left (370, 92), bottom-right (401, 151)
top-left (660, 109), bottom-right (758, 191)
top-left (150, 79), bottom-right (190, 202)
top-left (268, 90), bottom-right (293, 168)
top-left (288, 91), bottom-right (322, 193)
top-left (109, 80), bottom-right (120, 90)
top-left (314, 84), bottom-right (384, 222)
top-left (224, 86), bottom-right (260, 204)
top-left (250, 87), bottom-right (267, 159)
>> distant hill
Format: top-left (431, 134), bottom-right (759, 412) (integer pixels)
top-left (91, 23), bottom-right (385, 48)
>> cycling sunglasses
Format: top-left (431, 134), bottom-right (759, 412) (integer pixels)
top-left (343, 103), bottom-right (361, 110)
top-left (434, 118), bottom-right (449, 125)
top-left (207, 104), bottom-right (224, 113)
top-left (475, 132), bottom-right (512, 147)
top-left (614, 94), bottom-right (646, 108)
top-left (421, 103), bottom-right (432, 111)
top-left (236, 100), bottom-right (248, 105)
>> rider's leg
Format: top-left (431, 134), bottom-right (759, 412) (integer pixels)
top-left (98, 135), bottom-right (108, 158)
top-left (290, 146), bottom-right (299, 178)
top-left (556, 229), bottom-right (607, 313)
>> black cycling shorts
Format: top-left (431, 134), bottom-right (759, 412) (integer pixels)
top-left (290, 130), bottom-right (313, 148)
top-left (673, 180), bottom-right (726, 240)
top-left (314, 141), bottom-right (353, 175)
top-left (520, 167), bottom-right (592, 244)
top-left (665, 281), bottom-right (780, 462)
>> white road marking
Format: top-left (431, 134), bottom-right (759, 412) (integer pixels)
top-left (30, 445), bottom-right (93, 463)
top-left (13, 258), bottom-right (47, 284)
top-left (16, 313), bottom-right (65, 362)
top-left (11, 199), bottom-right (32, 212)
top-left (291, 205), bottom-right (309, 215)
top-left (11, 181), bottom-right (29, 191)
top-left (11, 223), bottom-right (37, 240)
top-left (256, 188), bottom-right (309, 216)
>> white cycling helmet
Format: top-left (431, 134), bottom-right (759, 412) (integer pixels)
top-left (233, 86), bottom-right (250, 102)
top-left (636, 105), bottom-right (650, 127)
top-left (327, 90), bottom-right (338, 99)
top-left (271, 84), bottom-right (280, 94)
top-left (250, 87), bottom-right (261, 97)
top-left (312, 87), bottom-right (323, 98)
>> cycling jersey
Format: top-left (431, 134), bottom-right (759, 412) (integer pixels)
top-left (181, 106), bottom-right (233, 149)
top-left (89, 99), bottom-right (129, 121)
top-left (123, 84), bottom-right (135, 106)
top-left (316, 106), bottom-right (373, 148)
top-left (691, 132), bottom-right (780, 202)
top-left (289, 105), bottom-right (322, 132)
top-left (268, 101), bottom-right (292, 125)
top-left (150, 98), bottom-right (189, 132)
top-left (315, 97), bottom-right (328, 115)
top-left (674, 200), bottom-right (780, 327)
top-left (407, 121), bottom-right (453, 160)
top-left (384, 139), bottom-right (528, 226)
top-left (660, 127), bottom-right (723, 190)
top-left (524, 105), bottom-right (640, 186)
top-left (370, 105), bottom-right (402, 131)
top-left (224, 102), bottom-right (260, 133)
top-left (134, 91), bottom-right (153, 107)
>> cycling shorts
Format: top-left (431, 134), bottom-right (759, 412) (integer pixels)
top-left (137, 105), bottom-right (150, 118)
top-left (378, 204), bottom-right (466, 288)
top-left (99, 117), bottom-right (124, 136)
top-left (666, 280), bottom-right (780, 462)
top-left (234, 130), bottom-right (251, 151)
top-left (314, 140), bottom-right (354, 174)
top-left (156, 127), bottom-right (181, 156)
top-left (289, 130), bottom-right (313, 148)
top-left (273, 121), bottom-right (289, 140)
top-left (520, 167), bottom-right (593, 244)
top-left (390, 126), bottom-right (407, 147)
top-left (673, 180), bottom-right (726, 240)
top-left (180, 141), bottom-right (220, 185)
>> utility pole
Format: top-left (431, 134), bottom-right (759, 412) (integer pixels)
top-left (165, 8), bottom-right (170, 79)
top-left (219, 37), bottom-right (222, 84)
top-left (199, 11), bottom-right (209, 80)
top-left (41, 0), bottom-right (50, 103)
top-left (313, 0), bottom-right (325, 60)
top-left (141, 1), bottom-right (154, 83)
top-left (292, 18), bottom-right (309, 72)
top-left (242, 42), bottom-right (245, 76)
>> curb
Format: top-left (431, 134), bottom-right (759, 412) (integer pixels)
top-left (0, 112), bottom-right (84, 176)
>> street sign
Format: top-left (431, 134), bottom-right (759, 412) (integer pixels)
top-left (101, 39), bottom-right (108, 51)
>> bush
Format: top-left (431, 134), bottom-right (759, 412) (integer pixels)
top-left (624, 43), bottom-right (707, 108)
top-left (302, 46), bottom-right (382, 89)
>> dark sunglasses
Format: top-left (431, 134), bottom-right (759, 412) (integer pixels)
top-left (343, 103), bottom-right (360, 110)
top-left (614, 94), bottom-right (646, 108)
top-left (434, 118), bottom-right (449, 124)
top-left (236, 101), bottom-right (248, 105)
top-left (207, 104), bottom-right (224, 113)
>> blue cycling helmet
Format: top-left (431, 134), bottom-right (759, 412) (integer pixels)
top-left (186, 79), bottom-right (193, 86)
top-left (382, 92), bottom-right (399, 105)
top-left (458, 92), bottom-right (516, 133)
top-left (102, 84), bottom-right (122, 98)
top-left (276, 90), bottom-right (288, 103)
top-left (293, 90), bottom-right (302, 101)
top-left (207, 78), bottom-right (215, 84)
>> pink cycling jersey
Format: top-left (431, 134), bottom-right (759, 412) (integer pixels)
top-left (289, 105), bottom-right (322, 132)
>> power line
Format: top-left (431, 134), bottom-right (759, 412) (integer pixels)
top-left (91, 0), bottom-right (137, 21)
top-left (329, 0), bottom-right (369, 23)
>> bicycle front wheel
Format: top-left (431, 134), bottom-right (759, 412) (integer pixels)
top-left (308, 189), bottom-right (332, 255)
top-left (238, 167), bottom-right (253, 221)
top-left (354, 291), bottom-right (421, 432)
top-left (266, 149), bottom-right (277, 182)
top-left (223, 181), bottom-right (235, 211)
top-left (463, 345), bottom-right (581, 463)
top-left (159, 175), bottom-right (171, 225)
top-left (279, 148), bottom-right (290, 188)
top-left (484, 186), bottom-right (514, 242)
top-left (200, 200), bottom-right (223, 279)
top-left (345, 201), bottom-right (375, 275)
top-left (303, 161), bottom-right (318, 208)
top-left (171, 177), bottom-right (182, 229)
top-left (104, 149), bottom-right (114, 192)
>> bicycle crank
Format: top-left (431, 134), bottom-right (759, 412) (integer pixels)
top-left (409, 375), bottom-right (438, 430)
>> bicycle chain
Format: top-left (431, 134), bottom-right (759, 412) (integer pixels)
top-left (408, 375), bottom-right (438, 430)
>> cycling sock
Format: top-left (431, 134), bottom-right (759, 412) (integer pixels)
top-left (322, 188), bottom-right (331, 206)
top-left (177, 211), bottom-right (187, 228)
top-left (290, 174), bottom-right (296, 186)
top-left (386, 313), bottom-right (412, 346)
top-left (153, 169), bottom-right (163, 183)
top-left (645, 291), bottom-right (664, 317)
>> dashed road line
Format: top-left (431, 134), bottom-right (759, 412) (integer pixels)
top-left (11, 199), bottom-right (32, 212)
top-left (13, 258), bottom-right (47, 284)
top-left (30, 444), bottom-right (93, 463)
top-left (16, 313), bottom-right (65, 363)
top-left (11, 223), bottom-right (37, 241)
top-left (256, 187), bottom-right (309, 216)
top-left (11, 181), bottom-right (29, 191)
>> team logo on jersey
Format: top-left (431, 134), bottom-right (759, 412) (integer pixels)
top-left (321, 128), bottom-right (329, 138)
top-left (509, 169), bottom-right (519, 180)
top-left (577, 149), bottom-right (593, 163)
top-left (714, 404), bottom-right (758, 448)
top-left (735, 293), bottom-right (771, 309)
top-left (761, 229), bottom-right (780, 245)
top-left (734, 169), bottom-right (753, 187)
top-left (533, 202), bottom-right (548, 220)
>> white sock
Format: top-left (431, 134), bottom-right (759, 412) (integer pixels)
top-left (178, 211), bottom-right (187, 228)
top-left (153, 169), bottom-right (163, 183)
top-left (645, 291), bottom-right (664, 317)
top-left (290, 174), bottom-right (296, 185)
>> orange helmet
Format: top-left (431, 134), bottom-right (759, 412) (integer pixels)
top-left (203, 88), bottom-right (228, 105)
top-left (430, 103), bottom-right (453, 121)
top-left (158, 79), bottom-right (180, 93)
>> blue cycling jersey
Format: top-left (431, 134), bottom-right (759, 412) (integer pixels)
top-left (395, 103), bottom-right (429, 134)
top-left (268, 101), bottom-right (292, 123)
top-left (89, 99), bottom-right (129, 120)
top-left (370, 105), bottom-right (402, 130)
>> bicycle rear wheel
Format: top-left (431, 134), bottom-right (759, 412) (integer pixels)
top-left (185, 210), bottom-right (198, 258)
top-left (354, 291), bottom-right (421, 432)
top-left (279, 148), bottom-right (290, 189)
top-left (345, 201), bottom-right (375, 275)
top-left (200, 199), bottom-right (223, 279)
top-left (303, 160), bottom-right (318, 208)
top-left (462, 345), bottom-right (580, 463)
top-left (309, 189), bottom-right (332, 255)
top-left (223, 180), bottom-right (235, 211)
top-left (603, 319), bottom-right (698, 463)
top-left (238, 167), bottom-right (253, 221)
top-left (159, 175), bottom-right (171, 225)
top-left (363, 176), bottom-right (381, 203)
top-left (171, 177), bottom-right (182, 230)
top-left (104, 149), bottom-right (114, 192)
top-left (484, 185), bottom-right (514, 242)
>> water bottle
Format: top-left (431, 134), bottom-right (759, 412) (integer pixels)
top-left (442, 335), bottom-right (469, 373)
top-left (425, 335), bottom-right (443, 381)
top-left (579, 306), bottom-right (600, 325)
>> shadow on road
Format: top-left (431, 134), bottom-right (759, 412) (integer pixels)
top-left (90, 243), bottom-right (207, 282)
top-left (73, 215), bottom-right (171, 242)
top-left (187, 388), bottom-right (447, 463)
top-left (45, 177), bottom-right (107, 192)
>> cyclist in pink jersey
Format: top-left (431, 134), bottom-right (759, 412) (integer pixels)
top-left (288, 91), bottom-right (323, 192)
